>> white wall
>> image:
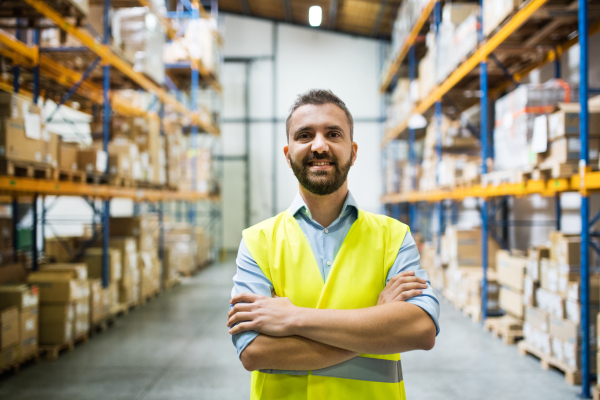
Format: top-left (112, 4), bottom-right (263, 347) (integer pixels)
top-left (220, 14), bottom-right (386, 249)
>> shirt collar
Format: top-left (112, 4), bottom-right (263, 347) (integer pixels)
top-left (289, 191), bottom-right (359, 221)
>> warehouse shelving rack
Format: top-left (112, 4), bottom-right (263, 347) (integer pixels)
top-left (381, 0), bottom-right (599, 396)
top-left (0, 0), bottom-right (223, 295)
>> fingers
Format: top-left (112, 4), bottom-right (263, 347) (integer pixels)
top-left (229, 321), bottom-right (255, 335)
top-left (398, 289), bottom-right (423, 301)
top-left (393, 282), bottom-right (428, 295)
top-left (227, 311), bottom-right (254, 328)
top-left (231, 292), bottom-right (267, 305)
top-left (228, 302), bottom-right (254, 318)
top-left (387, 275), bottom-right (427, 290)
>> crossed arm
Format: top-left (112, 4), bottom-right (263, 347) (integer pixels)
top-left (227, 271), bottom-right (437, 371)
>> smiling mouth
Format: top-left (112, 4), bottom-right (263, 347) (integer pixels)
top-left (308, 161), bottom-right (334, 166)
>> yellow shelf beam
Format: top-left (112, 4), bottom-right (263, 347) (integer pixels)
top-left (20, 0), bottom-right (217, 134)
top-left (0, 30), bottom-right (152, 117)
top-left (379, 0), bottom-right (438, 93)
top-left (380, 172), bottom-right (600, 204)
top-left (0, 176), bottom-right (218, 202)
top-left (381, 0), bottom-right (550, 147)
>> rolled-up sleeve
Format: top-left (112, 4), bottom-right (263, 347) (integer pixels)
top-left (230, 238), bottom-right (274, 357)
top-left (386, 232), bottom-right (441, 335)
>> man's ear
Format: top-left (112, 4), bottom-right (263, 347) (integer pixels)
top-left (351, 142), bottom-right (358, 166)
top-left (283, 145), bottom-right (292, 168)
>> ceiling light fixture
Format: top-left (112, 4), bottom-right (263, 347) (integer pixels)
top-left (309, 6), bottom-right (322, 27)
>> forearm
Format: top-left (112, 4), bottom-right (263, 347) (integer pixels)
top-left (292, 302), bottom-right (436, 354)
top-left (240, 334), bottom-right (358, 371)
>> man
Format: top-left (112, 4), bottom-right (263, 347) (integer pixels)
top-left (228, 89), bottom-right (439, 400)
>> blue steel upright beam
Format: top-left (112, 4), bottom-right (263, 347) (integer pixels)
top-left (13, 19), bottom-right (21, 93)
top-left (434, 0), bottom-right (443, 254)
top-left (33, 27), bottom-right (40, 103)
top-left (408, 45), bottom-right (417, 230)
top-left (579, 0), bottom-right (591, 396)
top-left (480, 0), bottom-right (490, 322)
top-left (32, 195), bottom-right (38, 271)
top-left (101, 0), bottom-right (111, 288)
top-left (554, 48), bottom-right (562, 232)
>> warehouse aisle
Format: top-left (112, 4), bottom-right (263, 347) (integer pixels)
top-left (0, 258), bottom-right (580, 400)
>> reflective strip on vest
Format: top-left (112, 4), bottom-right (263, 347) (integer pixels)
top-left (259, 358), bottom-right (403, 384)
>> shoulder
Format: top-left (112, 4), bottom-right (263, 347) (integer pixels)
top-left (242, 211), bottom-right (289, 239)
top-left (359, 210), bottom-right (409, 233)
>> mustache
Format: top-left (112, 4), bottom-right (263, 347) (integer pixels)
top-left (302, 152), bottom-right (338, 165)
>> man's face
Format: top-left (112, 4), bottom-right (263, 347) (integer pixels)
top-left (284, 104), bottom-right (357, 196)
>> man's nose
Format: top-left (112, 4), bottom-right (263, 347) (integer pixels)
top-left (311, 133), bottom-right (329, 153)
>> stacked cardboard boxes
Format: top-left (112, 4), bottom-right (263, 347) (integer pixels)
top-left (83, 247), bottom-right (121, 312)
top-left (164, 223), bottom-right (195, 277)
top-left (522, 232), bottom-right (599, 370)
top-left (0, 92), bottom-right (58, 168)
top-left (443, 227), bottom-right (501, 314)
top-left (109, 238), bottom-right (139, 306)
top-left (28, 265), bottom-right (90, 345)
top-left (497, 250), bottom-right (528, 320)
top-left (0, 306), bottom-right (20, 368)
top-left (0, 285), bottom-right (39, 360)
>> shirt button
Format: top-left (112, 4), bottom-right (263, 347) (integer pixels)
top-left (327, 261), bottom-right (331, 266)
top-left (324, 228), bottom-right (329, 234)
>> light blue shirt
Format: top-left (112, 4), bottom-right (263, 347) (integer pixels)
top-left (231, 191), bottom-right (440, 357)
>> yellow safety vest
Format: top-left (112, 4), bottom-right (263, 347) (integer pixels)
top-left (242, 208), bottom-right (409, 400)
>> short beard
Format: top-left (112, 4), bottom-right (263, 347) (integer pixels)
top-left (289, 151), bottom-right (353, 196)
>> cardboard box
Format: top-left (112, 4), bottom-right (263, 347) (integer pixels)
top-left (89, 279), bottom-right (105, 324)
top-left (500, 286), bottom-right (524, 319)
top-left (58, 140), bottom-right (79, 171)
top-left (109, 238), bottom-right (138, 273)
top-left (39, 263), bottom-right (88, 281)
top-left (540, 258), bottom-right (559, 292)
top-left (0, 263), bottom-right (27, 285)
top-left (564, 342), bottom-right (596, 370)
top-left (39, 320), bottom-right (73, 345)
top-left (39, 303), bottom-right (74, 323)
top-left (566, 300), bottom-right (600, 324)
top-left (523, 276), bottom-right (539, 307)
top-left (78, 149), bottom-right (107, 174)
top-left (27, 272), bottom-right (83, 303)
top-left (566, 276), bottom-right (600, 303)
top-left (0, 285), bottom-right (39, 310)
top-left (0, 343), bottom-right (20, 368)
top-left (20, 307), bottom-right (38, 357)
top-left (45, 131), bottom-right (59, 168)
top-left (83, 248), bottom-right (122, 282)
top-left (548, 103), bottom-right (600, 140)
top-left (549, 316), bottom-right (596, 348)
top-left (496, 250), bottom-right (527, 291)
top-left (110, 216), bottom-right (159, 252)
top-left (0, 118), bottom-right (46, 163)
top-left (525, 307), bottom-right (549, 333)
top-left (536, 288), bottom-right (565, 318)
top-left (0, 306), bottom-right (19, 350)
top-left (0, 92), bottom-right (38, 119)
top-left (550, 233), bottom-right (580, 266)
top-left (108, 154), bottom-right (131, 178)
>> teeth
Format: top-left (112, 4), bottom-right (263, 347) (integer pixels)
top-left (312, 162), bottom-right (329, 166)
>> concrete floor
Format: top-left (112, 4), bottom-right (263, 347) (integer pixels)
top-left (0, 258), bottom-right (582, 399)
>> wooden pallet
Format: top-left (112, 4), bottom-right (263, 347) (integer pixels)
top-left (85, 172), bottom-right (109, 185)
top-left (110, 301), bottom-right (138, 317)
top-left (135, 180), bottom-right (164, 190)
top-left (0, 159), bottom-right (53, 179)
top-left (40, 340), bottom-right (75, 361)
top-left (484, 315), bottom-right (523, 345)
top-left (462, 304), bottom-right (482, 323)
top-left (0, 348), bottom-right (40, 375)
top-left (109, 176), bottom-right (133, 187)
top-left (53, 168), bottom-right (86, 183)
top-left (518, 341), bottom-right (581, 385)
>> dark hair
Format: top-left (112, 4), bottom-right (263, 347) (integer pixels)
top-left (285, 89), bottom-right (354, 142)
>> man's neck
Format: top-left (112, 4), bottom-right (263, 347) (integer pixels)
top-left (299, 183), bottom-right (348, 228)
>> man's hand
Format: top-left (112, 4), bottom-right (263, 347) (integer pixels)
top-left (228, 293), bottom-right (298, 336)
top-left (377, 271), bottom-right (427, 305)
